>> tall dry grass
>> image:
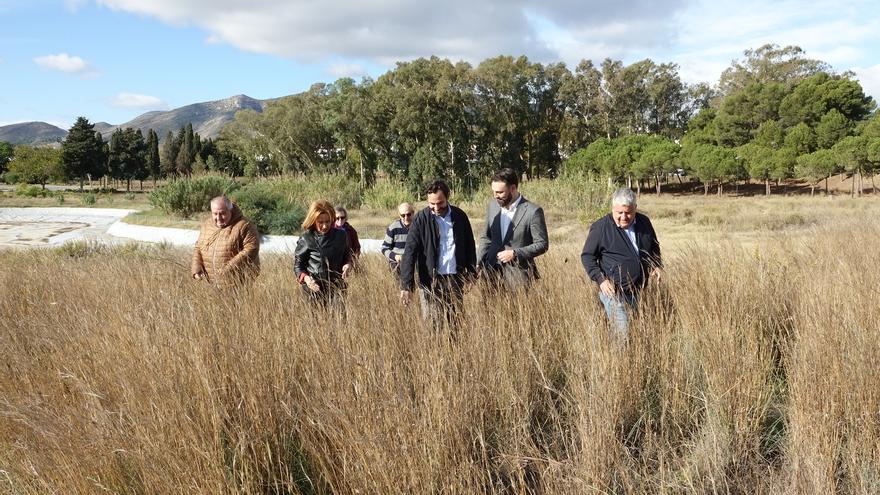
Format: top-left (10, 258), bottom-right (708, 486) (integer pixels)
top-left (1, 221), bottom-right (878, 494)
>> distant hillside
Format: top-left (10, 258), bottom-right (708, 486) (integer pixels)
top-left (0, 122), bottom-right (67, 146)
top-left (101, 94), bottom-right (267, 141)
top-left (2, 94), bottom-right (269, 146)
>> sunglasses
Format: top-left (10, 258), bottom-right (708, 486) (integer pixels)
top-left (336, 216), bottom-right (346, 221)
top-left (400, 213), bottom-right (413, 218)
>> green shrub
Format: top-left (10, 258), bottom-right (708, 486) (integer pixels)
top-left (80, 193), bottom-right (96, 205)
top-left (263, 175), bottom-right (363, 209)
top-left (55, 193), bottom-right (65, 205)
top-left (124, 192), bottom-right (136, 201)
top-left (361, 180), bottom-right (413, 210)
top-left (149, 176), bottom-right (240, 218)
top-left (14, 184), bottom-right (51, 198)
top-left (232, 182), bottom-right (306, 235)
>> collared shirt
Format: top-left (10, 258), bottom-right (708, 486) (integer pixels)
top-left (499, 194), bottom-right (522, 241)
top-left (434, 208), bottom-right (457, 274)
top-left (622, 218), bottom-right (638, 255)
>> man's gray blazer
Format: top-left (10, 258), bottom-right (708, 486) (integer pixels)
top-left (477, 196), bottom-right (549, 284)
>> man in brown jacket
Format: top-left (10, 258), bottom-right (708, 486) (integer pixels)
top-left (191, 196), bottom-right (260, 287)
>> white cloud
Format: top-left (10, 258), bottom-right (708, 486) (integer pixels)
top-left (853, 64), bottom-right (880, 102)
top-left (64, 0), bottom-right (87, 11)
top-left (33, 53), bottom-right (97, 76)
top-left (109, 92), bottom-right (167, 109)
top-left (663, 0), bottom-right (880, 86)
top-left (94, 0), bottom-right (687, 64)
top-left (326, 63), bottom-right (367, 78)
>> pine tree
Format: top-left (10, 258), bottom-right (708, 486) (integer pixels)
top-left (147, 129), bottom-right (161, 186)
top-left (161, 130), bottom-right (178, 178)
top-left (61, 117), bottom-right (107, 191)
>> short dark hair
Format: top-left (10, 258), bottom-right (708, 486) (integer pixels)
top-left (491, 168), bottom-right (519, 187)
top-left (424, 180), bottom-right (450, 199)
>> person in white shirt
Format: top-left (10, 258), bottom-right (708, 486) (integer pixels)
top-left (398, 180), bottom-right (477, 333)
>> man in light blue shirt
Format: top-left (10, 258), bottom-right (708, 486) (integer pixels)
top-left (399, 180), bottom-right (477, 333)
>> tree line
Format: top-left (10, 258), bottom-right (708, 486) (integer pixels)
top-left (0, 121), bottom-right (233, 191)
top-left (2, 44), bottom-right (877, 197)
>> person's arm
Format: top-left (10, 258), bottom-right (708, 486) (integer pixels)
top-left (381, 224), bottom-right (396, 261)
top-left (476, 204), bottom-right (492, 266)
top-left (191, 239), bottom-right (205, 279)
top-left (399, 216), bottom-right (421, 292)
top-left (581, 223), bottom-right (607, 286)
top-left (349, 226), bottom-right (361, 257)
top-left (293, 235), bottom-right (321, 292)
top-left (459, 211), bottom-right (478, 278)
top-left (513, 205), bottom-right (549, 263)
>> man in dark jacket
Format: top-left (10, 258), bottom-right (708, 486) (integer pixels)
top-left (399, 180), bottom-right (476, 331)
top-left (581, 188), bottom-right (661, 339)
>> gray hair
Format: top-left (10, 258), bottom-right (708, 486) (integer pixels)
top-left (211, 195), bottom-right (233, 210)
top-left (610, 188), bottom-right (637, 208)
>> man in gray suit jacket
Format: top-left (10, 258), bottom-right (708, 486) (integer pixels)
top-left (477, 168), bottom-right (549, 290)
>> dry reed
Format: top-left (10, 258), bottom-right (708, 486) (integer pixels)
top-left (1, 221), bottom-right (878, 494)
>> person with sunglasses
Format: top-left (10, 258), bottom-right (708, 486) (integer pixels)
top-left (334, 206), bottom-right (361, 264)
top-left (381, 202), bottom-right (415, 277)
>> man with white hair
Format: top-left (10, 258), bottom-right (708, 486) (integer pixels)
top-left (191, 195), bottom-right (260, 288)
top-left (581, 188), bottom-right (661, 339)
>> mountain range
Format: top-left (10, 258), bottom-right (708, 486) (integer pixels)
top-left (0, 94), bottom-right (268, 146)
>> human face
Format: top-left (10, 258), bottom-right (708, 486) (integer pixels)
top-left (211, 201), bottom-right (232, 228)
top-left (427, 191), bottom-right (449, 217)
top-left (491, 180), bottom-right (518, 208)
top-left (316, 213), bottom-right (333, 234)
top-left (398, 206), bottom-right (414, 226)
top-left (334, 211), bottom-right (347, 228)
top-left (611, 203), bottom-right (636, 229)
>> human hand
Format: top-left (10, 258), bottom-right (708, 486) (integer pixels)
top-left (342, 263), bottom-right (352, 279)
top-left (496, 249), bottom-right (515, 264)
top-left (400, 290), bottom-right (411, 306)
top-left (192, 272), bottom-right (205, 280)
top-left (305, 276), bottom-right (321, 293)
top-left (599, 279), bottom-right (615, 297)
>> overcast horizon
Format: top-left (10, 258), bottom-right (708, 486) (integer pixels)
top-left (2, 0), bottom-right (879, 130)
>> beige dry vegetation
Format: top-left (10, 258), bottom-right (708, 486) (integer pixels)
top-left (1, 195), bottom-right (880, 494)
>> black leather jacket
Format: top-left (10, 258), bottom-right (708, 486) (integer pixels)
top-left (294, 228), bottom-right (351, 289)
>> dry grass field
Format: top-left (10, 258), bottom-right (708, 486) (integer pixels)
top-left (1, 194), bottom-right (879, 494)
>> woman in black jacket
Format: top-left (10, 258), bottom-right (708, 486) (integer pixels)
top-left (294, 200), bottom-right (352, 308)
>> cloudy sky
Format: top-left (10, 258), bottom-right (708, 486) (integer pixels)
top-left (2, 0), bottom-right (879, 129)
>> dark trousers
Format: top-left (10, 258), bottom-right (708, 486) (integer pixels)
top-left (419, 274), bottom-right (464, 333)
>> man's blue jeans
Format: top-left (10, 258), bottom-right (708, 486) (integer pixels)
top-left (599, 291), bottom-right (637, 341)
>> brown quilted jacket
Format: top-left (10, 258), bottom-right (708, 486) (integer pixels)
top-left (191, 205), bottom-right (260, 287)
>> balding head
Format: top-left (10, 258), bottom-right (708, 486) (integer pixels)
top-left (211, 196), bottom-right (233, 228)
top-left (398, 202), bottom-right (414, 226)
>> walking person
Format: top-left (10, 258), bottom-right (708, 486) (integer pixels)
top-left (399, 180), bottom-right (477, 332)
top-left (581, 188), bottom-right (661, 341)
top-left (381, 202), bottom-right (415, 277)
top-left (295, 200), bottom-right (352, 310)
top-left (191, 195), bottom-right (260, 289)
top-left (477, 168), bottom-right (549, 292)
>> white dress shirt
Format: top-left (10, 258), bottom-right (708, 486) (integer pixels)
top-left (499, 194), bottom-right (522, 241)
top-left (434, 208), bottom-right (457, 274)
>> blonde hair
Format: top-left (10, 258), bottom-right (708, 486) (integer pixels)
top-left (301, 200), bottom-right (336, 231)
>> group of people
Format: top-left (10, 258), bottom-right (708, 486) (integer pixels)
top-left (190, 168), bottom-right (662, 338)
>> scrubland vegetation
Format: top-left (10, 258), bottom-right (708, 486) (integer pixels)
top-left (2, 194), bottom-right (879, 494)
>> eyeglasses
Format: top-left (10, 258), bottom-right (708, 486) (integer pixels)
top-left (336, 216), bottom-right (346, 221)
top-left (400, 213), bottom-right (413, 218)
